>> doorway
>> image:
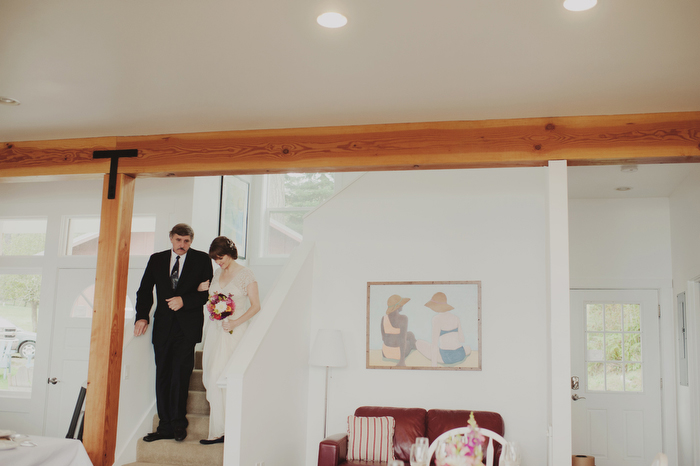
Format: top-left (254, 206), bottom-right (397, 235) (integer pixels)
top-left (570, 289), bottom-right (663, 466)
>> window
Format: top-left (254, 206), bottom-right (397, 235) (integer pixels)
top-left (0, 219), bottom-right (47, 256)
top-left (262, 173), bottom-right (335, 256)
top-left (69, 283), bottom-right (134, 320)
top-left (0, 273), bottom-right (41, 396)
top-left (585, 302), bottom-right (642, 392)
top-left (65, 216), bottom-right (157, 256)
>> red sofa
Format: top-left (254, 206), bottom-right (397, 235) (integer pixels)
top-left (318, 406), bottom-right (505, 466)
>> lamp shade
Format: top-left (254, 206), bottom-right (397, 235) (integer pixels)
top-left (309, 329), bottom-right (347, 367)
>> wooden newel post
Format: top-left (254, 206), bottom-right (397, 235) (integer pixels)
top-left (83, 173), bottom-right (135, 466)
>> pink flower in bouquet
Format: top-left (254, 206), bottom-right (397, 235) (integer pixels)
top-left (206, 292), bottom-right (235, 326)
top-left (436, 413), bottom-right (486, 466)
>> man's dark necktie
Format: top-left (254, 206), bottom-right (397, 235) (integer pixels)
top-left (171, 255), bottom-right (180, 289)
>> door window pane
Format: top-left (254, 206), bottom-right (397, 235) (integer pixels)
top-left (66, 216), bottom-right (156, 256)
top-left (0, 273), bottom-right (41, 396)
top-left (586, 304), bottom-right (603, 331)
top-left (624, 334), bottom-right (642, 361)
top-left (587, 362), bottom-right (604, 391)
top-left (585, 301), bottom-right (643, 392)
top-left (605, 304), bottom-right (622, 331)
top-left (70, 283), bottom-right (134, 319)
top-left (606, 333), bottom-right (623, 361)
top-left (606, 363), bottom-right (624, 391)
top-left (587, 333), bottom-right (604, 361)
top-left (0, 219), bottom-right (47, 256)
top-left (624, 304), bottom-right (641, 331)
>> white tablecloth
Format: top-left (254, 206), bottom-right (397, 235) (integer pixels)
top-left (0, 436), bottom-right (93, 466)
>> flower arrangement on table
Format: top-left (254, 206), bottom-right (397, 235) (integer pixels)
top-left (206, 292), bottom-right (235, 334)
top-left (436, 412), bottom-right (486, 466)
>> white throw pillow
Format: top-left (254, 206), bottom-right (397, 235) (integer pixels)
top-left (346, 415), bottom-right (395, 462)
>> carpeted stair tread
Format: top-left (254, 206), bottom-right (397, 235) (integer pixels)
top-left (136, 438), bottom-right (223, 466)
top-left (189, 368), bottom-right (204, 392)
top-left (187, 389), bottom-right (209, 415)
top-left (152, 413), bottom-right (209, 439)
top-left (123, 462), bottom-right (185, 466)
top-left (131, 350), bottom-right (220, 466)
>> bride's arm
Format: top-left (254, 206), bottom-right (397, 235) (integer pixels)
top-left (222, 282), bottom-right (261, 331)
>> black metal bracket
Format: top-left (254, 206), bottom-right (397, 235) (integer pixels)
top-left (93, 149), bottom-right (138, 199)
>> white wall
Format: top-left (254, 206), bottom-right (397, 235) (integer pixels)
top-left (236, 246), bottom-right (314, 466)
top-left (569, 198), bottom-right (673, 285)
top-left (568, 197), bottom-right (678, 464)
top-left (669, 167), bottom-right (700, 466)
top-left (302, 168), bottom-right (550, 465)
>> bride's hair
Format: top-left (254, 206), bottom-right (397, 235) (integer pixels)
top-left (208, 236), bottom-right (238, 260)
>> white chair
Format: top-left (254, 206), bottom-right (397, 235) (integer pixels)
top-left (651, 452), bottom-right (668, 466)
top-left (428, 427), bottom-right (506, 466)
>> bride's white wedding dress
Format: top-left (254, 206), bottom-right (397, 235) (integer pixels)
top-left (201, 266), bottom-right (256, 439)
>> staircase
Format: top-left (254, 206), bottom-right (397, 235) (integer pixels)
top-left (125, 351), bottom-right (223, 466)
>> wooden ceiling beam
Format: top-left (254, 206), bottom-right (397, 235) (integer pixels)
top-left (2, 112), bottom-right (699, 179)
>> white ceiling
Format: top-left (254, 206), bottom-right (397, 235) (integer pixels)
top-left (1, 0), bottom-right (699, 196)
top-left (1, 0), bottom-right (699, 142)
top-left (567, 163), bottom-right (699, 199)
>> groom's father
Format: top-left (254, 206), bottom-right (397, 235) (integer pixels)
top-left (134, 223), bottom-right (213, 442)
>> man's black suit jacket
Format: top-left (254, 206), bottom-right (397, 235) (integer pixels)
top-left (135, 248), bottom-right (213, 345)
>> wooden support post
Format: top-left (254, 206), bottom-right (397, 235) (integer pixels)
top-left (83, 173), bottom-right (135, 466)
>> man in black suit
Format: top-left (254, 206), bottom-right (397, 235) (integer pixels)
top-left (134, 223), bottom-right (213, 442)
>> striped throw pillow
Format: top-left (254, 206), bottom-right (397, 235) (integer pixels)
top-left (346, 415), bottom-right (395, 462)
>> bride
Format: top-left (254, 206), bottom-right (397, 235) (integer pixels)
top-left (197, 236), bottom-right (261, 445)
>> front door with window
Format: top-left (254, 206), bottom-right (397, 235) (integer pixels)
top-left (570, 290), bottom-right (662, 466)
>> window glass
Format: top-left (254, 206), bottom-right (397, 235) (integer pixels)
top-left (586, 301), bottom-right (643, 392)
top-left (70, 284), bottom-right (134, 319)
top-left (605, 303), bottom-right (622, 331)
top-left (66, 216), bottom-right (156, 256)
top-left (0, 219), bottom-right (47, 256)
top-left (586, 333), bottom-right (604, 360)
top-left (0, 273), bottom-right (41, 396)
top-left (606, 363), bottom-right (624, 391)
top-left (587, 362), bottom-right (604, 391)
top-left (263, 173), bottom-right (335, 256)
top-left (624, 304), bottom-right (641, 331)
top-left (267, 211), bottom-right (304, 255)
top-left (586, 304), bottom-right (603, 331)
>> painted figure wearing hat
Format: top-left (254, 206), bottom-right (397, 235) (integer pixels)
top-left (416, 292), bottom-right (470, 366)
top-left (381, 294), bottom-right (417, 366)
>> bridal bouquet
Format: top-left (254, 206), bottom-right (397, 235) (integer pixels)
top-left (436, 413), bottom-right (486, 466)
top-left (206, 292), bottom-right (235, 333)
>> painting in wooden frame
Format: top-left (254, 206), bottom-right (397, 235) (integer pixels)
top-left (366, 281), bottom-right (482, 370)
top-left (218, 175), bottom-right (250, 259)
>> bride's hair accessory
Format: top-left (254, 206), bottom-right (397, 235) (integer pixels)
top-left (209, 236), bottom-right (238, 260)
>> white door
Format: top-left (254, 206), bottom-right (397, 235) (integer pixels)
top-left (44, 267), bottom-right (140, 437)
top-left (44, 268), bottom-right (95, 437)
top-left (571, 290), bottom-right (662, 466)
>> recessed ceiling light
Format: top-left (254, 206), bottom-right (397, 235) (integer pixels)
top-left (616, 187), bottom-right (632, 192)
top-left (317, 12), bottom-right (347, 28)
top-left (620, 164), bottom-right (638, 173)
top-left (0, 96), bottom-right (20, 106)
top-left (563, 0), bottom-right (597, 11)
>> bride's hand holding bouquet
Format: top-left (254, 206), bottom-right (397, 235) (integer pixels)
top-left (206, 292), bottom-right (236, 334)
